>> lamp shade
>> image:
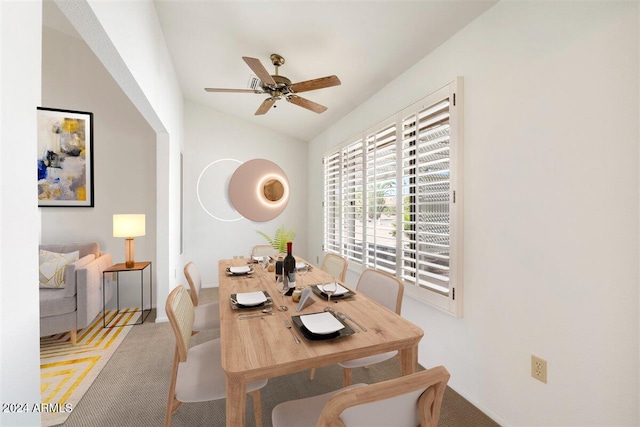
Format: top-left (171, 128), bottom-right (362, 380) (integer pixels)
top-left (113, 214), bottom-right (146, 237)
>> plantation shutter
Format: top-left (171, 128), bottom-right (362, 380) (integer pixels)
top-left (364, 121), bottom-right (397, 274)
top-left (322, 78), bottom-right (462, 316)
top-left (341, 139), bottom-right (364, 263)
top-left (323, 151), bottom-right (341, 254)
top-left (400, 95), bottom-right (452, 294)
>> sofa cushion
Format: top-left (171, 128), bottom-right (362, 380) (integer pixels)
top-left (39, 250), bottom-right (79, 289)
top-left (40, 289), bottom-right (77, 317)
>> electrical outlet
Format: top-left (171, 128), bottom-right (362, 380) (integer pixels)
top-left (531, 355), bottom-right (547, 383)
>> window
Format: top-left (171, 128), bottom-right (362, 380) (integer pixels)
top-left (323, 78), bottom-right (463, 316)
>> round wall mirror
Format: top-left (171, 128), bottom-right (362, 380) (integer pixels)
top-left (228, 159), bottom-right (290, 222)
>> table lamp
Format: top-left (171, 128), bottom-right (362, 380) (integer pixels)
top-left (113, 214), bottom-right (145, 268)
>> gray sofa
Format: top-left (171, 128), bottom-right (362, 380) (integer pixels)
top-left (39, 242), bottom-right (113, 345)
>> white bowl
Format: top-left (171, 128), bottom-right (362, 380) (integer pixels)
top-left (300, 312), bottom-right (345, 335)
top-left (235, 291), bottom-right (267, 306)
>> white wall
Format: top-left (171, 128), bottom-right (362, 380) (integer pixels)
top-left (182, 100), bottom-right (308, 285)
top-left (54, 0), bottom-right (184, 322)
top-left (0, 5), bottom-right (169, 424)
top-left (0, 2), bottom-right (42, 426)
top-left (309, 2), bottom-right (639, 426)
top-left (40, 26), bottom-right (157, 306)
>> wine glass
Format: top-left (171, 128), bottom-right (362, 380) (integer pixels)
top-left (297, 263), bottom-right (309, 288)
top-left (275, 277), bottom-right (289, 310)
top-left (323, 278), bottom-right (337, 303)
top-left (259, 256), bottom-right (270, 277)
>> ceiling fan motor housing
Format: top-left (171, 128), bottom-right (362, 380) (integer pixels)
top-left (263, 74), bottom-right (292, 92)
top-left (262, 74), bottom-right (293, 100)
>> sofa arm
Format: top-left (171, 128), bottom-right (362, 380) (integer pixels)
top-left (76, 253), bottom-right (113, 330)
top-left (61, 254), bottom-right (96, 298)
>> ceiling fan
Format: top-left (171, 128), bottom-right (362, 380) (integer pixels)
top-left (204, 53), bottom-right (341, 115)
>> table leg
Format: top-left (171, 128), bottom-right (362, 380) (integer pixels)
top-left (399, 344), bottom-right (419, 375)
top-left (139, 268), bottom-right (144, 324)
top-left (226, 375), bottom-right (246, 427)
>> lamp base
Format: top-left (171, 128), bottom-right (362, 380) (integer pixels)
top-left (124, 237), bottom-right (135, 268)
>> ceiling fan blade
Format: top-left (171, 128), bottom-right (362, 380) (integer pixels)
top-left (290, 75), bottom-right (341, 93)
top-left (204, 88), bottom-right (261, 93)
top-left (242, 57), bottom-right (277, 86)
top-left (255, 98), bottom-right (276, 115)
top-left (287, 95), bottom-right (327, 114)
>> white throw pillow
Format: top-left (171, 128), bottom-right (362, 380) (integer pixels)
top-left (39, 250), bottom-right (79, 289)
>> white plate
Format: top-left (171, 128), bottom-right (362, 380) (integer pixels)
top-left (235, 291), bottom-right (267, 306)
top-left (296, 262), bottom-right (309, 270)
top-left (300, 312), bottom-right (345, 335)
top-left (319, 283), bottom-right (349, 296)
top-left (229, 266), bottom-right (251, 274)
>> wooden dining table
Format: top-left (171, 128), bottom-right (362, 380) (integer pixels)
top-left (218, 257), bottom-right (424, 427)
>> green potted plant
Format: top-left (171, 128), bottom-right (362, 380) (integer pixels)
top-left (256, 224), bottom-right (296, 255)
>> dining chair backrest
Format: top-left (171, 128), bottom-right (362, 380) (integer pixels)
top-left (183, 262), bottom-right (203, 307)
top-left (165, 285), bottom-right (195, 363)
top-left (356, 268), bottom-right (404, 314)
top-left (251, 245), bottom-right (278, 258)
top-left (320, 253), bottom-right (348, 282)
top-left (316, 366), bottom-right (450, 427)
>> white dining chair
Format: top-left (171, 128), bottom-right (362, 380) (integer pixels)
top-left (183, 262), bottom-right (220, 332)
top-left (320, 253), bottom-right (348, 282)
top-left (338, 268), bottom-right (404, 386)
top-left (273, 366), bottom-right (450, 427)
top-left (310, 268), bottom-right (404, 384)
top-left (251, 244), bottom-right (279, 258)
top-left (164, 285), bottom-right (267, 427)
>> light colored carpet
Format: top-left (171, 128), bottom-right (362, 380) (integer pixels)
top-left (40, 309), bottom-right (140, 426)
top-left (57, 289), bottom-right (499, 426)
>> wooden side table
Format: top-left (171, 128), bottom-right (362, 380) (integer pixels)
top-left (103, 261), bottom-right (152, 328)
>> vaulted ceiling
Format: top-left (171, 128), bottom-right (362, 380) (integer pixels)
top-left (45, 1), bottom-right (497, 141)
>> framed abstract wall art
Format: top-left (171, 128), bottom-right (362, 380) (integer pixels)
top-left (37, 107), bottom-right (94, 207)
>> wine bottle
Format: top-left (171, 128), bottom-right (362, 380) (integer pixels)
top-left (283, 241), bottom-right (296, 296)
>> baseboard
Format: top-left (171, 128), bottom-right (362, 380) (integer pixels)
top-left (447, 380), bottom-right (512, 427)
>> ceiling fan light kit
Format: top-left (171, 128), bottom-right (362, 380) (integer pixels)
top-left (204, 53), bottom-right (341, 115)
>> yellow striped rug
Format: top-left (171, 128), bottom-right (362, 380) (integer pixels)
top-left (40, 309), bottom-right (141, 426)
